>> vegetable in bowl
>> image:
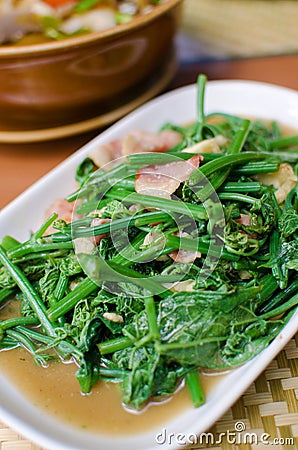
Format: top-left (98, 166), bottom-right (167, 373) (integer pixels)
top-left (0, 75), bottom-right (298, 413)
top-left (0, 0), bottom-right (166, 44)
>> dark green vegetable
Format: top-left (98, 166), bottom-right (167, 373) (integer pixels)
top-left (1, 74), bottom-right (297, 412)
top-left (185, 370), bottom-right (205, 407)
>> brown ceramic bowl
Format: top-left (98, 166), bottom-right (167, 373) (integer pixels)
top-left (0, 0), bottom-right (183, 140)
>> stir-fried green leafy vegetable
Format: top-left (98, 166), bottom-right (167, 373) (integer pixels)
top-left (0, 75), bottom-right (298, 411)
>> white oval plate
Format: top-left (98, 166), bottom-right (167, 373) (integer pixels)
top-left (0, 79), bottom-right (298, 450)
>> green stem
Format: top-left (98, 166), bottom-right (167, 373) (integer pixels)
top-left (98, 336), bottom-right (132, 355)
top-left (185, 370), bottom-right (205, 407)
top-left (6, 329), bottom-right (37, 353)
top-left (13, 250), bottom-right (70, 264)
top-left (255, 274), bottom-right (279, 307)
top-left (205, 119), bottom-right (250, 195)
top-left (110, 231), bottom-right (146, 265)
top-left (259, 292), bottom-right (298, 320)
top-left (34, 213), bottom-right (58, 239)
top-left (128, 152), bottom-right (187, 167)
top-left (52, 211), bottom-right (172, 241)
top-left (47, 277), bottom-right (98, 321)
top-left (8, 242), bottom-right (74, 259)
top-left (193, 119), bottom-right (250, 202)
top-left (0, 245), bottom-right (55, 336)
top-left (156, 336), bottom-right (226, 352)
top-left (106, 190), bottom-right (207, 221)
top-left (0, 336), bottom-right (19, 350)
top-left (189, 152), bottom-right (267, 186)
top-left (98, 366), bottom-right (127, 381)
top-left (15, 326), bottom-right (54, 345)
top-left (219, 182), bottom-right (263, 194)
top-left (197, 74), bottom-right (207, 124)
top-left (0, 288), bottom-right (15, 303)
top-left (16, 326), bottom-right (83, 359)
top-left (113, 236), bottom-right (176, 266)
top-left (269, 230), bottom-right (283, 284)
top-left (52, 272), bottom-right (69, 326)
top-left (1, 317), bottom-right (39, 331)
top-left (75, 198), bottom-right (111, 215)
top-left (144, 296), bottom-right (160, 340)
top-left (165, 235), bottom-right (239, 261)
top-left (6, 329), bottom-right (49, 366)
top-left (258, 278), bottom-right (298, 314)
top-left (261, 150), bottom-right (298, 163)
top-left (228, 119), bottom-right (251, 154)
top-left (167, 151), bottom-right (222, 162)
top-left (218, 192), bottom-right (257, 205)
top-left (232, 161), bottom-right (280, 176)
top-left (269, 135), bottom-right (298, 149)
top-left (54, 272), bottom-right (69, 301)
top-left (78, 253), bottom-right (174, 296)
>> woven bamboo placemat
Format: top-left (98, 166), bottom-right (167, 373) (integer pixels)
top-left (1, 334), bottom-right (297, 449)
top-left (182, 0), bottom-right (298, 58)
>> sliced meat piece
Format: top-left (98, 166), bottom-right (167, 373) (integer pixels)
top-left (122, 130), bottom-right (182, 156)
top-left (88, 140), bottom-right (123, 168)
top-left (168, 231), bottom-right (200, 264)
top-left (129, 204), bottom-right (142, 213)
top-left (135, 174), bottom-right (179, 200)
top-left (168, 248), bottom-right (199, 264)
top-left (73, 237), bottom-right (95, 255)
top-left (135, 155), bottom-right (203, 199)
top-left (90, 217), bottom-right (111, 245)
top-left (89, 130), bottom-right (182, 168)
top-left (163, 279), bottom-right (196, 292)
top-left (235, 214), bottom-right (251, 226)
top-left (103, 312), bottom-right (124, 323)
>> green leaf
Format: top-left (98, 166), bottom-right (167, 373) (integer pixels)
top-left (278, 209), bottom-right (298, 238)
top-left (75, 157), bottom-right (96, 185)
top-left (76, 348), bottom-right (101, 393)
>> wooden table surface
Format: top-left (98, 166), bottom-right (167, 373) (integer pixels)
top-left (0, 54), bottom-right (298, 209)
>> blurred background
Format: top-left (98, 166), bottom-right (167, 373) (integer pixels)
top-left (180, 0), bottom-right (298, 62)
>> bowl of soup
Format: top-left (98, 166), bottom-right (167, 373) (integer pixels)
top-left (0, 0), bottom-right (183, 138)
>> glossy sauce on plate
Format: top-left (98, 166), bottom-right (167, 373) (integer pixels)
top-left (0, 301), bottom-right (224, 435)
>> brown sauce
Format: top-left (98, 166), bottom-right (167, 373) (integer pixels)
top-left (0, 301), bottom-right (225, 434)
